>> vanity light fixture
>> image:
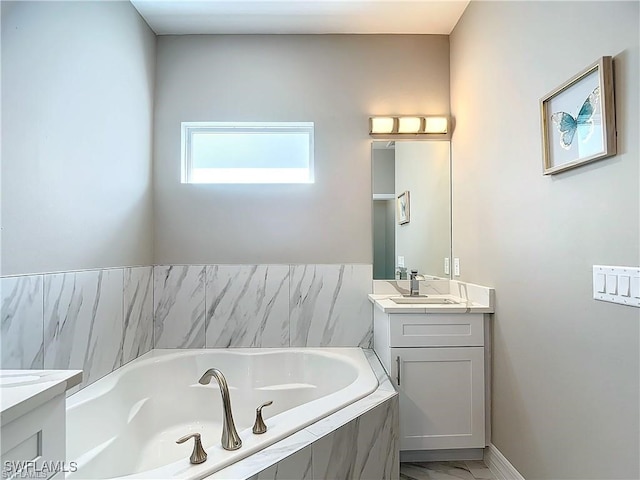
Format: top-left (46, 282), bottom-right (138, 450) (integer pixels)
top-left (369, 116), bottom-right (448, 136)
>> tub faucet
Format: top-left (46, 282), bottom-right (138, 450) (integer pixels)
top-left (410, 270), bottom-right (424, 296)
top-left (199, 368), bottom-right (242, 451)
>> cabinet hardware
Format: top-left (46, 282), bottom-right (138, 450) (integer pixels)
top-left (396, 355), bottom-right (401, 386)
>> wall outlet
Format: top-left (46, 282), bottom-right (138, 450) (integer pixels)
top-left (398, 256), bottom-right (405, 268)
top-left (453, 258), bottom-right (460, 277)
top-left (444, 257), bottom-right (450, 275)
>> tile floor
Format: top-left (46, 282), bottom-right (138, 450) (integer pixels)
top-left (400, 460), bottom-right (494, 480)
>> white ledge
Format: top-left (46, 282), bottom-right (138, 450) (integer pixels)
top-left (1, 369), bottom-right (82, 425)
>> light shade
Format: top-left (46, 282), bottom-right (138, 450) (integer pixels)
top-left (424, 116), bottom-right (448, 134)
top-left (369, 116), bottom-right (448, 135)
top-left (369, 117), bottom-right (395, 134)
top-left (397, 117), bottom-right (423, 134)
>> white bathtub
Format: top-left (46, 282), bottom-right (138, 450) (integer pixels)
top-left (66, 348), bottom-right (378, 479)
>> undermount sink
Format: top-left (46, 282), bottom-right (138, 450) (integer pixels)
top-left (390, 296), bottom-right (459, 305)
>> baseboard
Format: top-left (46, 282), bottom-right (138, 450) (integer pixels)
top-left (484, 444), bottom-right (525, 480)
top-left (401, 448), bottom-right (484, 463)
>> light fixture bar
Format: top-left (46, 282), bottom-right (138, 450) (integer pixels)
top-left (369, 116), bottom-right (448, 136)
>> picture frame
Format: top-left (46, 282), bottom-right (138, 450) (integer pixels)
top-left (540, 56), bottom-right (616, 175)
top-left (397, 191), bottom-right (410, 225)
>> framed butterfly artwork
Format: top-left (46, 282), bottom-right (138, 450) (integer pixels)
top-left (540, 56), bottom-right (616, 175)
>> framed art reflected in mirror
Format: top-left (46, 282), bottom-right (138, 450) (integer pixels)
top-left (397, 191), bottom-right (410, 225)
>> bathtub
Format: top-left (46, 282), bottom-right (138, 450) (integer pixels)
top-left (66, 348), bottom-right (378, 479)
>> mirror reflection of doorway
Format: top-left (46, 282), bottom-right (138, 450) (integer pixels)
top-left (372, 141), bottom-right (396, 280)
top-left (373, 197), bottom-right (395, 279)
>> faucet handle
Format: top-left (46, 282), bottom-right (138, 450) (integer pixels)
top-left (252, 401), bottom-right (273, 434)
top-left (176, 432), bottom-right (208, 464)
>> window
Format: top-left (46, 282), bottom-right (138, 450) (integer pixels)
top-left (181, 122), bottom-right (314, 184)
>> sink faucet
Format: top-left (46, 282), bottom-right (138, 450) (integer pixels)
top-left (410, 270), bottom-right (424, 296)
top-left (199, 368), bottom-right (242, 450)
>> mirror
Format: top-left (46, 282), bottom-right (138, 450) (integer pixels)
top-left (372, 140), bottom-right (451, 280)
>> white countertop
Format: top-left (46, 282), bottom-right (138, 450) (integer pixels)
top-left (0, 370), bottom-right (82, 425)
top-left (368, 293), bottom-right (494, 314)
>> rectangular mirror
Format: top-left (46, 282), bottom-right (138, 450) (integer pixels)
top-left (372, 140), bottom-right (451, 280)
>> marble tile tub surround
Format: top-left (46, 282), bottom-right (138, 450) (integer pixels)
top-left (153, 265), bottom-right (206, 348)
top-left (155, 264), bottom-right (373, 349)
top-left (206, 265), bottom-right (290, 348)
top-left (214, 398), bottom-right (399, 480)
top-left (2, 263), bottom-right (371, 388)
top-left (122, 267), bottom-right (154, 364)
top-left (1, 266), bottom-right (154, 389)
top-left (44, 269), bottom-right (124, 388)
top-left (290, 264), bottom-right (372, 347)
top-left (1, 275), bottom-right (44, 369)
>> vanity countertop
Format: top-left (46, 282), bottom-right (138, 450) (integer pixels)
top-left (368, 293), bottom-right (494, 314)
top-left (0, 370), bottom-right (82, 425)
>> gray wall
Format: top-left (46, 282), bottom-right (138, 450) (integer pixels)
top-left (372, 147), bottom-right (395, 195)
top-left (1, 1), bottom-right (156, 276)
top-left (450, 2), bottom-right (639, 478)
top-left (153, 35), bottom-right (450, 265)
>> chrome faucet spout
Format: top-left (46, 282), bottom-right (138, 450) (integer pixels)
top-left (199, 368), bottom-right (242, 450)
top-left (410, 270), bottom-right (424, 296)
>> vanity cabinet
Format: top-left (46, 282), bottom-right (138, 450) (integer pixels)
top-left (374, 308), bottom-right (486, 451)
top-left (1, 394), bottom-right (66, 479)
top-left (1, 371), bottom-right (82, 480)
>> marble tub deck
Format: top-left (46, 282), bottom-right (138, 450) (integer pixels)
top-left (400, 461), bottom-right (494, 480)
top-left (206, 348), bottom-right (398, 479)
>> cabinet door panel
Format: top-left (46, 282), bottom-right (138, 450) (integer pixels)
top-left (393, 347), bottom-right (485, 450)
top-left (390, 313), bottom-right (484, 347)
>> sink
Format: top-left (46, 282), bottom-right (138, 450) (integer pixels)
top-left (390, 296), bottom-right (459, 305)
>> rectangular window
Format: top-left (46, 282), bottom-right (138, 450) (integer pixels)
top-left (181, 122), bottom-right (314, 184)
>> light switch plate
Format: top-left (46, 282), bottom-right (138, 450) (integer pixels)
top-left (453, 258), bottom-right (460, 277)
top-left (593, 266), bottom-right (640, 307)
top-left (444, 257), bottom-right (450, 275)
top-left (398, 256), bottom-right (405, 268)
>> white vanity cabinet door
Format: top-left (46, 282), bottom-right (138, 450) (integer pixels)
top-left (392, 346), bottom-right (485, 451)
